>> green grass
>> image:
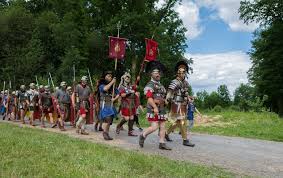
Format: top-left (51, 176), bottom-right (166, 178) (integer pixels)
top-left (192, 111), bottom-right (283, 142)
top-left (136, 110), bottom-right (283, 142)
top-left (0, 123), bottom-right (235, 178)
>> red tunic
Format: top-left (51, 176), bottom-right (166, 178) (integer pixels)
top-left (119, 85), bottom-right (137, 117)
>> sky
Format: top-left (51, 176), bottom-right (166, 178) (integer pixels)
top-left (156, 0), bottom-right (258, 96)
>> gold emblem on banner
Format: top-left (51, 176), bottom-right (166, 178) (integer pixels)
top-left (114, 42), bottom-right (120, 53)
top-left (149, 49), bottom-right (154, 56)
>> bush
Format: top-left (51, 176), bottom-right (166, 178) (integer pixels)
top-left (213, 105), bottom-right (223, 112)
top-left (229, 105), bottom-right (241, 111)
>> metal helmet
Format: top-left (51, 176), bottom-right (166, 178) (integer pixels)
top-left (44, 85), bottom-right (50, 92)
top-left (30, 83), bottom-right (36, 89)
top-left (39, 85), bottom-right (44, 89)
top-left (20, 85), bottom-right (26, 90)
top-left (4, 90), bottom-right (8, 94)
top-left (12, 91), bottom-right (16, 95)
top-left (60, 81), bottom-right (67, 87)
top-left (67, 86), bottom-right (72, 91)
top-left (81, 76), bottom-right (88, 82)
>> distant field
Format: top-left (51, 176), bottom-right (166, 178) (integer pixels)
top-left (137, 111), bottom-right (283, 142)
top-left (192, 111), bottom-right (283, 142)
top-left (0, 123), bottom-right (234, 178)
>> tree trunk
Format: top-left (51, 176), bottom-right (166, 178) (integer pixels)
top-left (131, 55), bottom-right (138, 80)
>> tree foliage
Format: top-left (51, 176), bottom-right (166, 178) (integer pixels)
top-left (239, 0), bottom-right (283, 117)
top-left (0, 0), bottom-right (190, 90)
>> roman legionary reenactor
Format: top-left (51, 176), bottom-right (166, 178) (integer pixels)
top-left (54, 81), bottom-right (71, 131)
top-left (97, 71), bottom-right (119, 140)
top-left (67, 86), bottom-right (75, 126)
top-left (26, 83), bottom-right (39, 126)
top-left (139, 61), bottom-right (171, 150)
top-left (116, 72), bottom-right (138, 136)
top-left (72, 76), bottom-right (91, 135)
top-left (39, 85), bottom-right (56, 128)
top-left (1, 90), bottom-right (8, 120)
top-left (6, 91), bottom-right (17, 121)
top-left (17, 85), bottom-right (28, 124)
top-left (94, 80), bottom-right (103, 132)
top-left (165, 60), bottom-right (195, 147)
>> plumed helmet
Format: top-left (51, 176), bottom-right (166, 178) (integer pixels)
top-left (145, 61), bottom-right (166, 74)
top-left (175, 60), bottom-right (189, 73)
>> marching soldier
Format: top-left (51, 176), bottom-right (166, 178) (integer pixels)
top-left (54, 81), bottom-right (71, 131)
top-left (17, 85), bottom-right (28, 124)
top-left (116, 72), bottom-right (139, 136)
top-left (97, 71), bottom-right (119, 140)
top-left (39, 86), bottom-right (55, 128)
top-left (26, 83), bottom-right (39, 126)
top-left (165, 61), bottom-right (195, 147)
top-left (6, 91), bottom-right (17, 121)
top-left (72, 76), bottom-right (91, 135)
top-left (139, 61), bottom-right (171, 150)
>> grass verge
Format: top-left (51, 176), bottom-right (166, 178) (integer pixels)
top-left (0, 123), bottom-right (234, 178)
top-left (137, 111), bottom-right (283, 142)
top-left (192, 111), bottom-right (283, 142)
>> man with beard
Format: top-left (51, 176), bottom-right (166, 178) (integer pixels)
top-left (97, 71), bottom-right (119, 140)
top-left (17, 85), bottom-right (28, 124)
top-left (73, 76), bottom-right (91, 135)
top-left (27, 83), bottom-right (39, 126)
top-left (54, 81), bottom-right (71, 131)
top-left (165, 60), bottom-right (195, 147)
top-left (116, 72), bottom-right (139, 136)
top-left (139, 61), bottom-right (171, 150)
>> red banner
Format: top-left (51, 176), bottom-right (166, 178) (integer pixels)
top-left (109, 36), bottom-right (127, 59)
top-left (145, 38), bottom-right (158, 61)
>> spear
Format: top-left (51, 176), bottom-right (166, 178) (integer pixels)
top-left (2, 81), bottom-right (5, 94)
top-left (35, 76), bottom-right (39, 90)
top-left (73, 64), bottom-right (76, 82)
top-left (48, 73), bottom-right (55, 91)
top-left (87, 68), bottom-right (94, 92)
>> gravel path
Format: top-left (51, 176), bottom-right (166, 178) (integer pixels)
top-left (1, 119), bottom-right (283, 177)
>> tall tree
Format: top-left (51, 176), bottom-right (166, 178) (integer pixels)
top-left (239, 0), bottom-right (283, 117)
top-left (217, 84), bottom-right (231, 108)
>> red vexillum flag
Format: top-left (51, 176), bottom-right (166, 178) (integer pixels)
top-left (145, 38), bottom-right (158, 61)
top-left (109, 36), bottom-right (127, 59)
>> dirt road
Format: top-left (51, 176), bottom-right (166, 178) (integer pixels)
top-left (1, 119), bottom-right (283, 177)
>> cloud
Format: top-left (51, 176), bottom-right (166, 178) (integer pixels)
top-left (195, 0), bottom-right (259, 32)
top-left (155, 0), bottom-right (203, 39)
top-left (175, 1), bottom-right (203, 39)
top-left (185, 51), bottom-right (252, 95)
top-left (156, 0), bottom-right (258, 40)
